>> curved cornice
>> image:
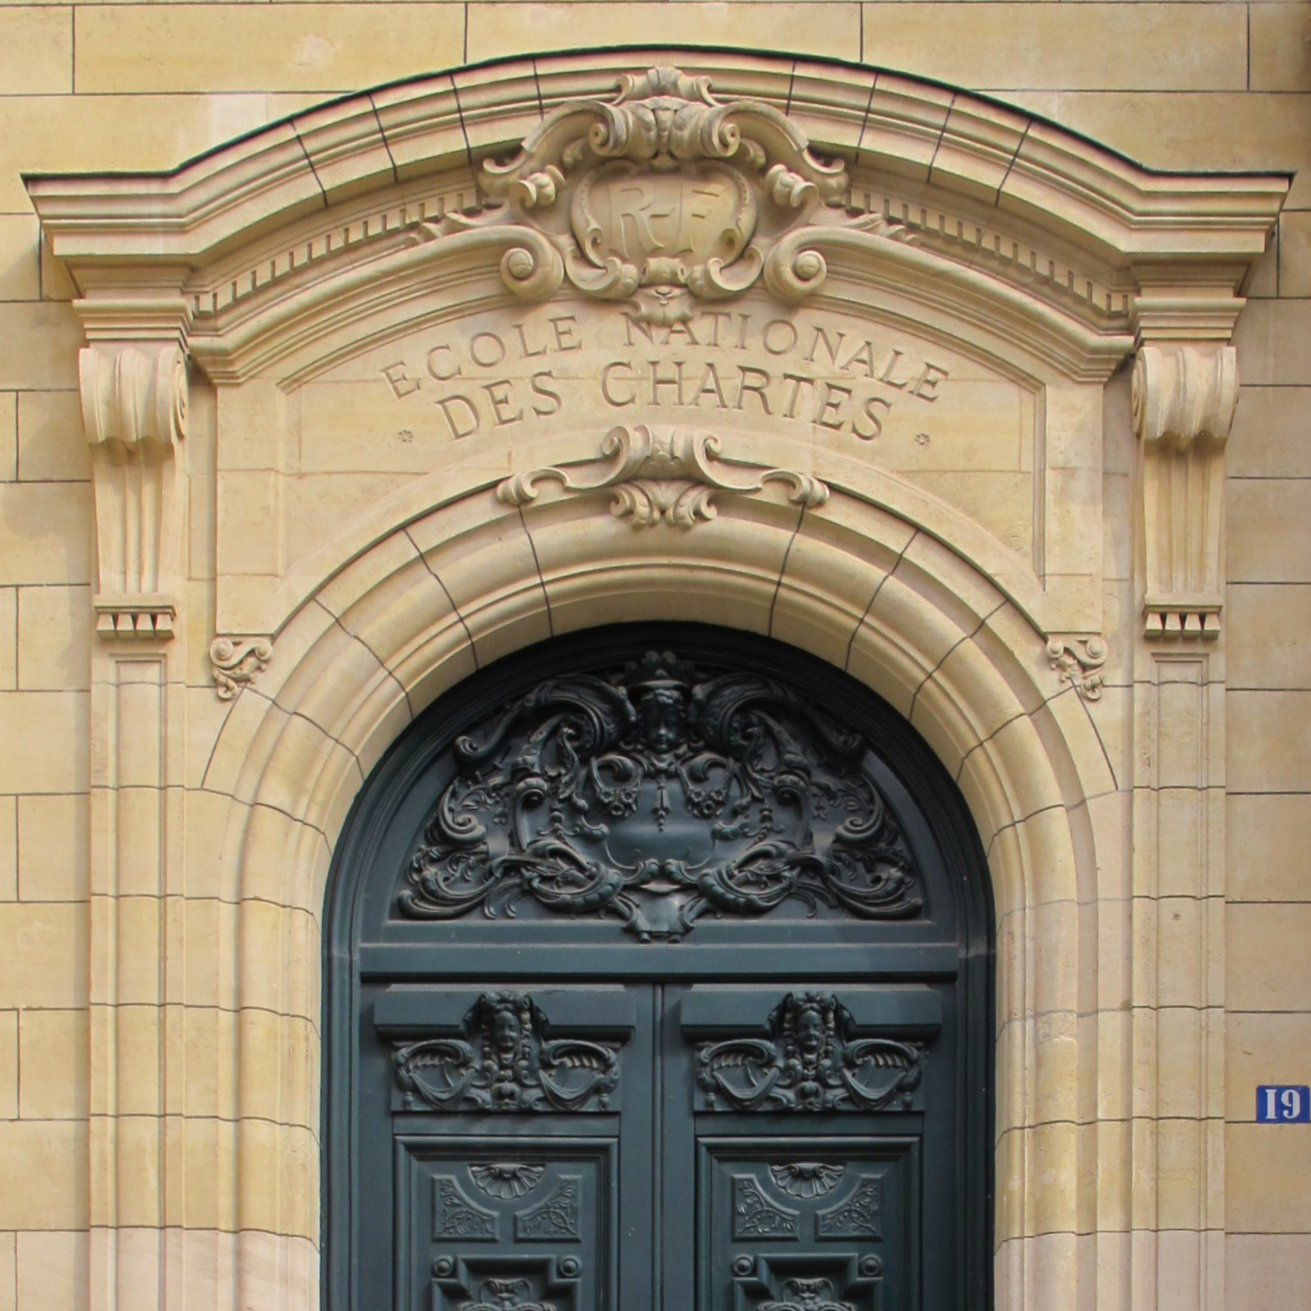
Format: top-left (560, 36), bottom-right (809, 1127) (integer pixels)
top-left (28, 47), bottom-right (1287, 281)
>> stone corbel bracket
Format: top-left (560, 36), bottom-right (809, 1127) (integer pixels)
top-left (465, 64), bottom-right (911, 325)
top-left (1131, 333), bottom-right (1239, 640)
top-left (498, 424), bottom-right (828, 528)
top-left (79, 320), bottom-right (189, 639)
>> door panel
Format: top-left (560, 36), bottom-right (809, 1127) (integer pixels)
top-left (374, 982), bottom-right (937, 1311)
top-left (329, 629), bottom-right (993, 1311)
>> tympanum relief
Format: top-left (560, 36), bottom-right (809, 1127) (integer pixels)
top-left (398, 651), bottom-right (922, 941)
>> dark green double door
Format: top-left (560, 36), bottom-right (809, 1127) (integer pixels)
top-left (365, 978), bottom-right (945, 1311)
top-left (327, 629), bottom-right (992, 1311)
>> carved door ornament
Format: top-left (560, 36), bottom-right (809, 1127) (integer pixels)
top-left (451, 66), bottom-right (910, 323)
top-left (399, 650), bottom-right (922, 939)
top-left (393, 991), bottom-right (623, 1112)
top-left (694, 992), bottom-right (926, 1112)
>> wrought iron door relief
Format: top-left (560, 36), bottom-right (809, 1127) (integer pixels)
top-left (398, 651), bottom-right (923, 939)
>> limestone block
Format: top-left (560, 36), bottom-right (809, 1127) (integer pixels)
top-left (16, 391), bottom-right (89, 484)
top-left (0, 1121), bottom-right (87, 1227)
top-left (1227, 690), bottom-right (1311, 791)
top-left (1227, 1013), bottom-right (1311, 1123)
top-left (1230, 480), bottom-right (1311, 584)
top-left (464, 5), bottom-right (860, 65)
top-left (1233, 300), bottom-right (1311, 385)
top-left (0, 305), bottom-right (81, 393)
top-left (1226, 1234), bottom-right (1311, 1311)
top-left (1276, 211), bottom-right (1311, 297)
top-left (0, 217), bottom-right (40, 303)
top-left (0, 393), bottom-right (14, 483)
top-left (1227, 1123), bottom-right (1311, 1232)
top-left (74, 4), bottom-right (465, 94)
top-left (18, 1009), bottom-right (88, 1120)
top-left (0, 484), bottom-right (93, 586)
top-left (0, 903), bottom-right (87, 1009)
top-left (0, 1011), bottom-right (15, 1121)
top-left (1228, 902), bottom-right (1311, 1010)
top-left (1227, 584), bottom-right (1311, 688)
top-left (860, 2), bottom-right (1247, 91)
top-left (1230, 385), bottom-right (1311, 478)
top-left (15, 1230), bottom-right (87, 1311)
top-left (0, 797), bottom-right (13, 902)
top-left (0, 8), bottom-right (72, 96)
top-left (1227, 793), bottom-right (1311, 901)
top-left (16, 794), bottom-right (88, 902)
top-left (16, 585), bottom-right (90, 692)
top-left (1250, 2), bottom-right (1311, 91)
top-left (0, 591), bottom-right (13, 695)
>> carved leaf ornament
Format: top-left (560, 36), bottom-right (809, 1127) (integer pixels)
top-left (399, 651), bottom-right (923, 940)
top-left (394, 992), bottom-right (622, 1112)
top-left (453, 65), bottom-right (911, 323)
top-left (498, 424), bottom-right (829, 528)
top-left (697, 992), bottom-right (925, 1112)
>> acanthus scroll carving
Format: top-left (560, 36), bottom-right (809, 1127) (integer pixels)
top-left (497, 424), bottom-right (828, 527)
top-left (209, 636), bottom-right (273, 699)
top-left (453, 65), bottom-right (911, 324)
top-left (393, 992), bottom-right (623, 1113)
top-left (80, 343), bottom-right (188, 638)
top-left (1132, 344), bottom-right (1237, 639)
top-left (1045, 636), bottom-right (1108, 701)
top-left (398, 650), bottom-right (922, 941)
top-left (696, 992), bottom-right (926, 1112)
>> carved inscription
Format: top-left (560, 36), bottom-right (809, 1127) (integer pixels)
top-left (377, 308), bottom-right (949, 445)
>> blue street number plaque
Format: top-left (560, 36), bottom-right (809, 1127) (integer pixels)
top-left (1256, 1085), bottom-right (1311, 1123)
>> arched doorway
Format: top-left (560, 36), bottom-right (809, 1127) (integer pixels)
top-left (324, 624), bottom-right (993, 1311)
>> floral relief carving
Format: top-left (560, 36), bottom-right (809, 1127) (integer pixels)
top-left (469, 1164), bottom-right (545, 1200)
top-left (733, 1175), bottom-right (800, 1239)
top-left (398, 650), bottom-right (921, 941)
top-left (696, 992), bottom-right (925, 1112)
top-left (514, 1178), bottom-right (581, 1241)
top-left (393, 992), bottom-right (622, 1113)
top-left (209, 636), bottom-right (273, 700)
top-left (452, 65), bottom-right (911, 323)
top-left (769, 1163), bottom-right (845, 1200)
top-left (433, 1177), bottom-right (499, 1240)
top-left (759, 1277), bottom-right (854, 1311)
top-left (1045, 636), bottom-right (1108, 701)
top-left (497, 424), bottom-right (828, 528)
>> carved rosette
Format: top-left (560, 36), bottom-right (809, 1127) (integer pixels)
top-left (498, 424), bottom-right (828, 527)
top-left (397, 650), bottom-right (923, 940)
top-left (455, 65), bottom-right (911, 322)
top-left (1131, 343), bottom-right (1238, 638)
top-left (80, 342), bottom-right (188, 638)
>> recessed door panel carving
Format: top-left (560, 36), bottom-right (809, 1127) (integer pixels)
top-left (397, 1139), bottom-right (615, 1311)
top-left (701, 1140), bottom-right (916, 1311)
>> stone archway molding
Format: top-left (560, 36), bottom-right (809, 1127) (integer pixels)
top-left (26, 45), bottom-right (1287, 1311)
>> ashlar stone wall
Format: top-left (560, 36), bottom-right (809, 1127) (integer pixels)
top-left (0, 10), bottom-right (1307, 1311)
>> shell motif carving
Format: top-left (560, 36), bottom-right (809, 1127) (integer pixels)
top-left (398, 650), bottom-right (923, 940)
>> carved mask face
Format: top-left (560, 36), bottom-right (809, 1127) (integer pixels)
top-left (490, 1009), bottom-right (522, 1057)
top-left (794, 1005), bottom-right (826, 1058)
top-left (639, 686), bottom-right (685, 752)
